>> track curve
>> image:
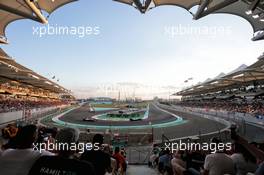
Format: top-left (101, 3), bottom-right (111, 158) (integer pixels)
top-left (55, 103), bottom-right (227, 140)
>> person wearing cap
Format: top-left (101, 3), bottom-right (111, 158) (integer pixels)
top-left (28, 127), bottom-right (95, 175)
top-left (80, 134), bottom-right (111, 175)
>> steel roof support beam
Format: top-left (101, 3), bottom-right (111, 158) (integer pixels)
top-left (133, 0), bottom-right (144, 13)
top-left (0, 3), bottom-right (40, 22)
top-left (195, 0), bottom-right (238, 19)
top-left (144, 0), bottom-right (152, 11)
top-left (24, 0), bottom-right (48, 24)
top-left (246, 0), bottom-right (260, 15)
top-left (252, 31), bottom-right (264, 41)
top-left (193, 0), bottom-right (210, 20)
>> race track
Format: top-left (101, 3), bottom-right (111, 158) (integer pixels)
top-left (57, 103), bottom-right (227, 140)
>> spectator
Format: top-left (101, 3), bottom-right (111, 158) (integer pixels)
top-left (255, 162), bottom-right (264, 175)
top-left (158, 149), bottom-right (173, 175)
top-left (202, 138), bottom-right (235, 175)
top-left (112, 146), bottom-right (127, 175)
top-left (171, 150), bottom-right (186, 175)
top-left (149, 150), bottom-right (159, 168)
top-left (2, 124), bottom-right (18, 139)
top-left (230, 143), bottom-right (257, 175)
top-left (120, 148), bottom-right (127, 172)
top-left (28, 127), bottom-right (95, 175)
top-left (0, 125), bottom-right (53, 175)
top-left (233, 136), bottom-right (264, 175)
top-left (103, 144), bottom-right (117, 175)
top-left (186, 149), bottom-right (205, 171)
top-left (80, 134), bottom-right (111, 175)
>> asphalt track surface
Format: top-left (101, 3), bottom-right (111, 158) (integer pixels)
top-left (59, 103), bottom-right (228, 140)
top-left (61, 103), bottom-right (177, 126)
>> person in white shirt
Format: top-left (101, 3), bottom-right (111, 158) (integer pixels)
top-left (203, 138), bottom-right (235, 175)
top-left (230, 143), bottom-right (257, 175)
top-left (204, 152), bottom-right (235, 175)
top-left (0, 125), bottom-right (53, 175)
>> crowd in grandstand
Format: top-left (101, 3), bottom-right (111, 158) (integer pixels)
top-left (177, 97), bottom-right (264, 119)
top-left (0, 124), bottom-right (128, 175)
top-left (149, 136), bottom-right (264, 175)
top-left (0, 95), bottom-right (68, 113)
top-left (175, 85), bottom-right (264, 119)
top-left (0, 82), bottom-right (71, 113)
top-left (1, 123), bottom-right (264, 175)
top-left (0, 84), bottom-right (58, 99)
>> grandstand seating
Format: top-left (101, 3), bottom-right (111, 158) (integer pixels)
top-left (1, 123), bottom-right (264, 175)
top-left (0, 48), bottom-right (74, 114)
top-left (0, 97), bottom-right (68, 113)
top-left (0, 0), bottom-right (264, 174)
top-left (177, 98), bottom-right (264, 119)
top-left (174, 55), bottom-right (264, 121)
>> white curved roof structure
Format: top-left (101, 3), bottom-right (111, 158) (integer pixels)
top-left (0, 0), bottom-right (77, 44)
top-left (213, 1), bottom-right (264, 32)
top-left (114, 0), bottom-right (264, 41)
top-left (1, 0), bottom-right (264, 42)
top-left (151, 0), bottom-right (200, 10)
top-left (175, 53), bottom-right (264, 96)
top-left (0, 48), bottom-right (69, 93)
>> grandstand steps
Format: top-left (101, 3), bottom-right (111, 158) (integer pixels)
top-left (126, 165), bottom-right (158, 175)
top-left (126, 146), bottom-right (152, 164)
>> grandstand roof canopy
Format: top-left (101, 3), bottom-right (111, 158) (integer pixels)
top-left (0, 0), bottom-right (76, 44)
top-left (175, 53), bottom-right (264, 96)
top-left (0, 48), bottom-right (68, 93)
top-left (1, 1), bottom-right (264, 42)
top-left (114, 0), bottom-right (264, 41)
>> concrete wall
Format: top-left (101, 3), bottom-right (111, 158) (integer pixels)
top-left (172, 105), bottom-right (264, 126)
top-left (0, 105), bottom-right (68, 125)
top-left (0, 111), bottom-right (23, 124)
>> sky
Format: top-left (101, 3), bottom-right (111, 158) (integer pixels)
top-left (1, 0), bottom-right (264, 99)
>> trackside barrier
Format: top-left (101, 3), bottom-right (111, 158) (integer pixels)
top-left (0, 105), bottom-right (70, 127)
top-left (156, 104), bottom-right (232, 145)
top-left (171, 105), bottom-right (264, 126)
top-left (170, 105), bottom-right (264, 141)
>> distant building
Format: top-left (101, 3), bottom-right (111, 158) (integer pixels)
top-left (88, 97), bottom-right (115, 104)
